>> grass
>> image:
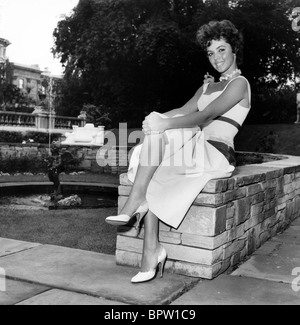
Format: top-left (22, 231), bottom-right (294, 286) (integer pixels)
top-left (0, 207), bottom-right (118, 255)
top-left (0, 172), bottom-right (120, 255)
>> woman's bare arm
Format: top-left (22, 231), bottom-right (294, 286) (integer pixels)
top-left (166, 78), bottom-right (248, 129)
top-left (143, 78), bottom-right (248, 134)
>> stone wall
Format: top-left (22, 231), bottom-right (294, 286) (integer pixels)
top-left (116, 154), bottom-right (300, 279)
top-left (0, 143), bottom-right (48, 159)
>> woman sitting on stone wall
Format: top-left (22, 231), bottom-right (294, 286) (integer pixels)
top-left (106, 19), bottom-right (251, 284)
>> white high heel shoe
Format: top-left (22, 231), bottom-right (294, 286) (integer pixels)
top-left (131, 247), bottom-right (168, 284)
top-left (105, 201), bottom-right (149, 227)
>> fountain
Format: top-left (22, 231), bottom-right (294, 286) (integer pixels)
top-left (44, 122), bottom-right (106, 207)
top-left (45, 142), bottom-right (82, 209)
top-left (44, 123), bottom-right (106, 208)
top-left (47, 142), bottom-right (64, 201)
top-left (0, 122), bottom-right (118, 211)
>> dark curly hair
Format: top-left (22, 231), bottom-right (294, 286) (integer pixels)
top-left (196, 20), bottom-right (244, 65)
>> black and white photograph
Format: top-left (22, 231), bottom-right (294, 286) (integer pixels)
top-left (0, 0), bottom-right (300, 308)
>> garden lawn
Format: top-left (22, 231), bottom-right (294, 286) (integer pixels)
top-left (0, 207), bottom-right (118, 255)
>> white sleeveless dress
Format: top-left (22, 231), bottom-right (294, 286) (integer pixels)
top-left (127, 76), bottom-right (251, 229)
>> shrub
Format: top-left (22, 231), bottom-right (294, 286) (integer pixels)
top-left (0, 150), bottom-right (82, 174)
top-left (0, 155), bottom-right (47, 174)
top-left (255, 131), bottom-right (279, 154)
top-left (246, 88), bottom-right (297, 125)
top-left (24, 132), bottom-right (62, 144)
top-left (0, 131), bottom-right (23, 143)
top-left (0, 131), bottom-right (62, 144)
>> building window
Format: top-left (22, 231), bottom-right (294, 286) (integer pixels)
top-left (18, 79), bottom-right (24, 89)
top-left (0, 45), bottom-right (5, 57)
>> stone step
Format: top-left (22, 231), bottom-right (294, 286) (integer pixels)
top-left (171, 275), bottom-right (300, 305)
top-left (0, 279), bottom-right (49, 306)
top-left (0, 238), bottom-right (41, 257)
top-left (231, 241), bottom-right (300, 284)
top-left (17, 289), bottom-right (127, 305)
top-left (0, 244), bottom-right (198, 305)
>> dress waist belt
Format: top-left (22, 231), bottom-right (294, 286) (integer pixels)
top-left (207, 140), bottom-right (236, 167)
top-left (213, 116), bottom-right (241, 130)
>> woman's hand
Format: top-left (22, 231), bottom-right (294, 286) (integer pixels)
top-left (204, 72), bottom-right (215, 84)
top-left (142, 112), bottom-right (168, 135)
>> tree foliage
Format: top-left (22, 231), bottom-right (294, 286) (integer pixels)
top-left (82, 103), bottom-right (112, 128)
top-left (53, 0), bottom-right (300, 126)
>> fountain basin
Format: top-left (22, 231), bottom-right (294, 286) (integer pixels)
top-left (0, 182), bottom-right (118, 210)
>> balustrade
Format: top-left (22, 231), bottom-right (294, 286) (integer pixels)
top-left (0, 111), bottom-right (86, 132)
top-left (54, 116), bottom-right (85, 130)
top-left (0, 112), bottom-right (36, 128)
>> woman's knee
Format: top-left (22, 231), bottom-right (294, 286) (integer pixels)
top-left (140, 135), bottom-right (165, 163)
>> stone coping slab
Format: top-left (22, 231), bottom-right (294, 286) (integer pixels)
top-left (17, 289), bottom-right (127, 305)
top-left (171, 275), bottom-right (300, 305)
top-left (119, 154), bottom-right (300, 189)
top-left (120, 165), bottom-right (284, 189)
top-left (0, 182), bottom-right (118, 189)
top-left (0, 244), bottom-right (198, 305)
top-left (0, 238), bottom-right (41, 257)
top-left (0, 279), bottom-right (49, 306)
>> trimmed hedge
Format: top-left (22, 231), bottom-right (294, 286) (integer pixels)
top-left (0, 131), bottom-right (62, 144)
top-left (0, 155), bottom-right (48, 174)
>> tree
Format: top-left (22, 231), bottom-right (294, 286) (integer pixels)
top-left (82, 104), bottom-right (112, 128)
top-left (191, 0), bottom-right (300, 90)
top-left (53, 0), bottom-right (300, 126)
top-left (53, 0), bottom-right (207, 126)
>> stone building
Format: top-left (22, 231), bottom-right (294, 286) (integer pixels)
top-left (9, 62), bottom-right (43, 102)
top-left (1, 36), bottom-right (62, 105)
top-left (0, 37), bottom-right (10, 64)
top-left (0, 37), bottom-right (11, 84)
top-left (8, 63), bottom-right (63, 104)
